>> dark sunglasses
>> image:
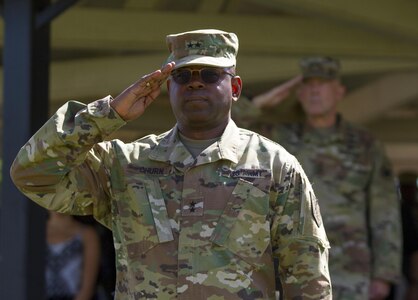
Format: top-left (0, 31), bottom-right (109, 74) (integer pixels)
top-left (170, 67), bottom-right (235, 85)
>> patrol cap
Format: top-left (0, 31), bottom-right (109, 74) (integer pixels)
top-left (299, 56), bottom-right (340, 80)
top-left (165, 29), bottom-right (239, 70)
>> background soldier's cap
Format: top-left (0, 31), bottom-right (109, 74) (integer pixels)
top-left (299, 56), bottom-right (340, 80)
top-left (165, 29), bottom-right (239, 70)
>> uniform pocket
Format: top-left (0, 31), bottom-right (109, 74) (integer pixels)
top-left (210, 179), bottom-right (270, 266)
top-left (115, 178), bottom-right (173, 260)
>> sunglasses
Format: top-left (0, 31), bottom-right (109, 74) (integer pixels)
top-left (170, 67), bottom-right (235, 85)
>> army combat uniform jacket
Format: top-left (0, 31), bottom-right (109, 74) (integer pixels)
top-left (11, 97), bottom-right (331, 300)
top-left (266, 117), bottom-right (402, 299)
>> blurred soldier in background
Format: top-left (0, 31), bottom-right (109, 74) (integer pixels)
top-left (235, 56), bottom-right (403, 300)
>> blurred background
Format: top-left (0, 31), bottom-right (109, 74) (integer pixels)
top-left (1, 0), bottom-right (417, 172)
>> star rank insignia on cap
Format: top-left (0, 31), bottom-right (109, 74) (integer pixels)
top-left (186, 40), bottom-right (203, 49)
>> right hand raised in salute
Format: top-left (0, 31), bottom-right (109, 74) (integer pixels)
top-left (110, 62), bottom-right (175, 121)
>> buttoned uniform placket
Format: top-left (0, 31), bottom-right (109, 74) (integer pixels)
top-left (148, 122), bottom-right (243, 299)
top-left (290, 121), bottom-right (342, 180)
top-left (177, 164), bottom-right (204, 298)
top-left (175, 144), bottom-right (234, 298)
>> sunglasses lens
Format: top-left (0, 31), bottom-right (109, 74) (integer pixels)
top-left (171, 68), bottom-right (225, 84)
top-left (172, 69), bottom-right (191, 85)
top-left (201, 69), bottom-right (221, 83)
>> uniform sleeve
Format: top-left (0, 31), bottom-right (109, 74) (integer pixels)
top-left (271, 158), bottom-right (332, 299)
top-left (10, 96), bottom-right (126, 228)
top-left (368, 140), bottom-right (402, 283)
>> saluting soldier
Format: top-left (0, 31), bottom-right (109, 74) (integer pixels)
top-left (11, 30), bottom-right (331, 299)
top-left (234, 56), bottom-right (402, 300)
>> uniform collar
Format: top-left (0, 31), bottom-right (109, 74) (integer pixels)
top-left (301, 114), bottom-right (346, 143)
top-left (148, 120), bottom-right (242, 171)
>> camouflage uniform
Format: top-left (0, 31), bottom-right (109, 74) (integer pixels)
top-left (270, 118), bottom-right (402, 299)
top-left (234, 106), bottom-right (403, 299)
top-left (234, 56), bottom-right (402, 299)
top-left (11, 97), bottom-right (331, 299)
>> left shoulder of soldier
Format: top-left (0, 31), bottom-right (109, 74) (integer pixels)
top-left (239, 127), bottom-right (283, 147)
top-left (238, 127), bottom-right (296, 161)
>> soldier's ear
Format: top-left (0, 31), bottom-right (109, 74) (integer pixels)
top-left (231, 76), bottom-right (242, 102)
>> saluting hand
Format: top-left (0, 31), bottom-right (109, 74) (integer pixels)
top-left (110, 62), bottom-right (175, 121)
top-left (252, 75), bottom-right (302, 109)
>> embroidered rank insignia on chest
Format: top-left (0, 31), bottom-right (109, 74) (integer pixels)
top-left (181, 196), bottom-right (204, 217)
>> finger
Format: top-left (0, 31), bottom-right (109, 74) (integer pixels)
top-left (276, 76), bottom-right (303, 92)
top-left (292, 74), bottom-right (303, 82)
top-left (161, 61), bottom-right (175, 74)
top-left (142, 88), bottom-right (162, 108)
top-left (127, 63), bottom-right (174, 104)
top-left (272, 91), bottom-right (290, 105)
top-left (128, 71), bottom-right (162, 98)
top-left (141, 66), bottom-right (173, 90)
top-left (141, 62), bottom-right (175, 84)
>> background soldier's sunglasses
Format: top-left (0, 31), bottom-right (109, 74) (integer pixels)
top-left (170, 67), bottom-right (235, 85)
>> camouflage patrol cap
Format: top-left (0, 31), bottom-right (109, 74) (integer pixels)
top-left (299, 56), bottom-right (340, 80)
top-left (165, 29), bottom-right (239, 70)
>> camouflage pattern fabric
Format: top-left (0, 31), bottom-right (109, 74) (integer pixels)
top-left (262, 115), bottom-right (402, 300)
top-left (11, 97), bottom-right (331, 300)
top-left (165, 29), bottom-right (238, 70)
top-left (299, 56), bottom-right (340, 80)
